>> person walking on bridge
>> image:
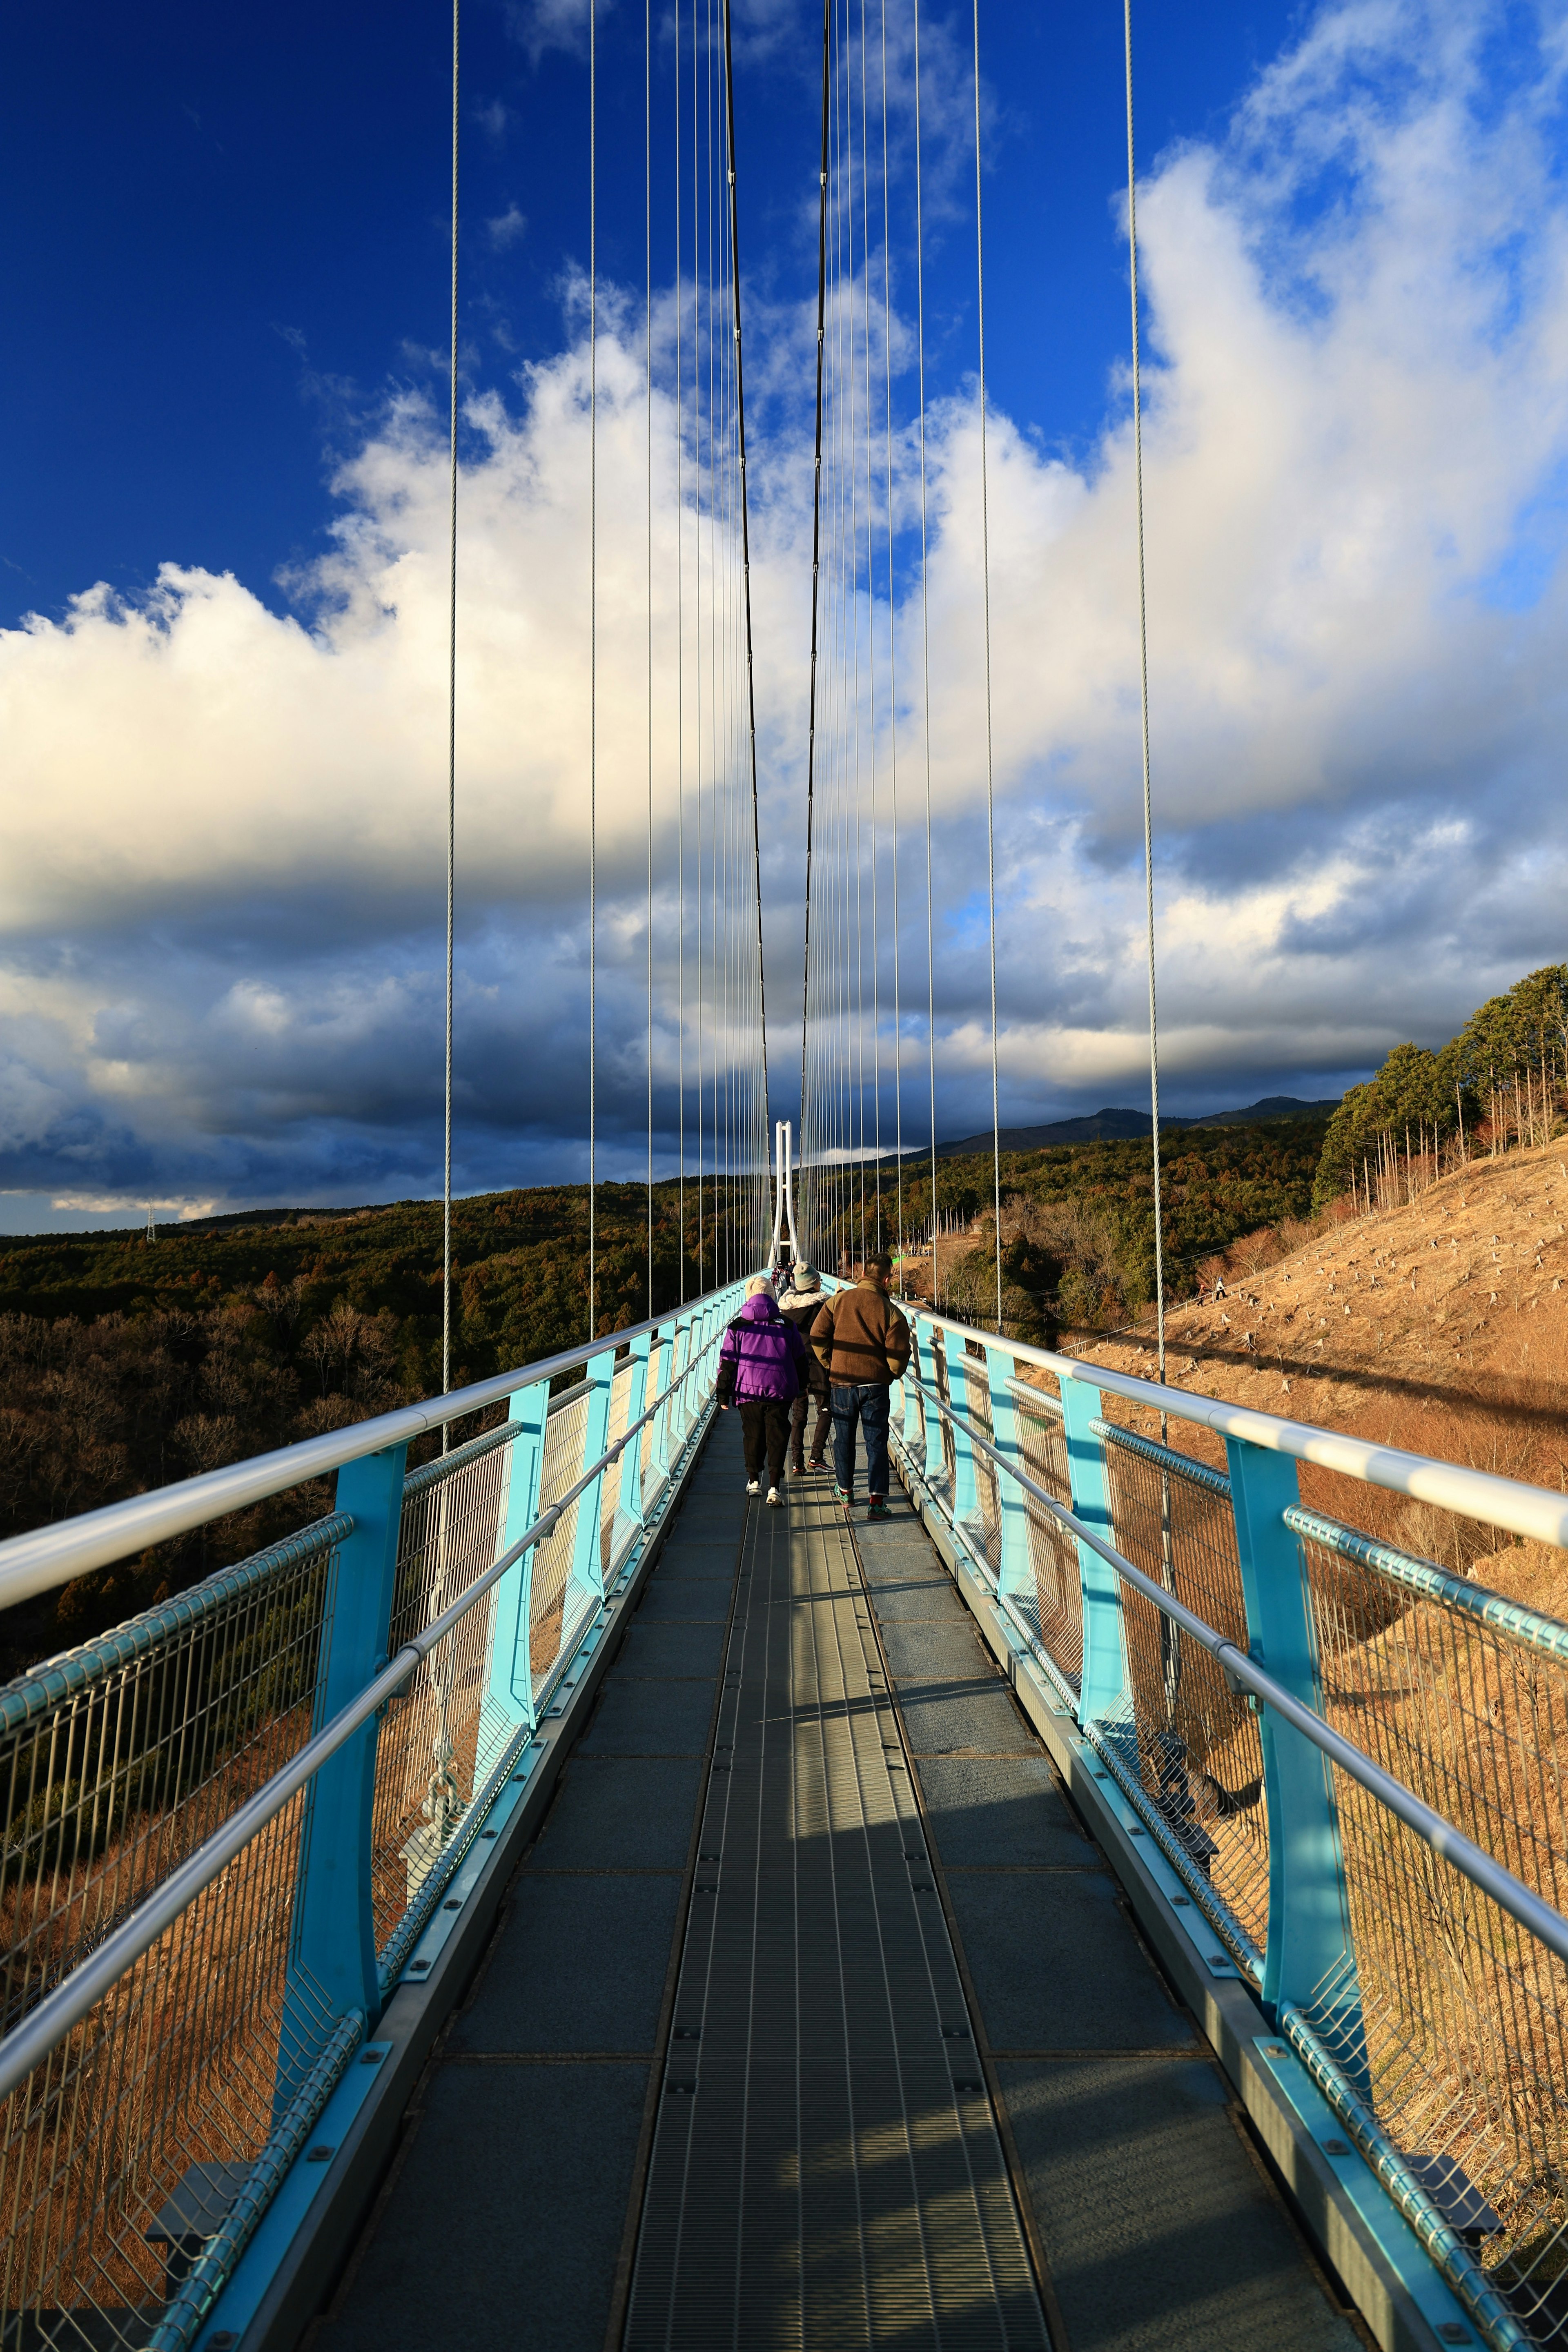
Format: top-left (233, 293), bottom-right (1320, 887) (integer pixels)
top-left (811, 1253), bottom-right (911, 1522)
top-left (779, 1263), bottom-right (831, 1479)
top-left (715, 1275), bottom-right (807, 1506)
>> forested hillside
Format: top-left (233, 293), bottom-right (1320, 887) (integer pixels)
top-left (813, 1115), bottom-right (1332, 1340)
top-left (1312, 964), bottom-right (1567, 1209)
top-left (0, 1178), bottom-right (756, 1679)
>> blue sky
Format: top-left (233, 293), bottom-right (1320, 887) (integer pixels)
top-left (4, 0), bottom-right (1568, 1230)
top-left (3, 1), bottom-right (1298, 635)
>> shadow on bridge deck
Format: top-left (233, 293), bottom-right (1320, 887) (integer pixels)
top-left (303, 1412), bottom-right (1364, 2352)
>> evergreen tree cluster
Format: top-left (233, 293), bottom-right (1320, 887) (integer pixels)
top-left (1312, 965), bottom-right (1568, 1210)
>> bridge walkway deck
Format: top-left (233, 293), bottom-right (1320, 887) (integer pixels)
top-left (307, 1412), bottom-right (1365, 2352)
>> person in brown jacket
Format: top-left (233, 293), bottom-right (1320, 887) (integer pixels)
top-left (810, 1252), bottom-right (911, 1520)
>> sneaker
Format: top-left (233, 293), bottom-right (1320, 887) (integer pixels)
top-left (835, 1484), bottom-right (854, 1513)
top-left (745, 1479), bottom-right (760, 1497)
top-left (807, 1457), bottom-right (826, 1475)
top-left (766, 1486), bottom-right (782, 1508)
top-left (868, 1498), bottom-right (892, 1522)
top-left (789, 1460), bottom-right (806, 1479)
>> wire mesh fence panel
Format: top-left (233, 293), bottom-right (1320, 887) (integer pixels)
top-left (1010, 1393), bottom-right (1082, 1695)
top-left (526, 1391), bottom-right (592, 1708)
top-left (1319, 1755), bottom-right (1568, 2340)
top-left (1295, 1528), bottom-right (1568, 2326)
top-left (599, 1353), bottom-right (637, 1579)
top-left (960, 1350), bottom-right (1002, 1573)
top-left (1098, 1434), bottom-right (1269, 1948)
top-left (637, 1337), bottom-right (667, 1510)
top-left (928, 1333), bottom-right (957, 1501)
top-left (370, 1434), bottom-right (517, 1954)
top-left (0, 1523), bottom-right (346, 2345)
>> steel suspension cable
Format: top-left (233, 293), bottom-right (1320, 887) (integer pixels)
top-left (442, 0), bottom-right (459, 1433)
top-left (972, 0), bottom-right (1002, 1334)
top-left (676, 12), bottom-right (687, 1303)
top-left (1124, 0), bottom-right (1166, 1383)
top-left (880, 0), bottom-right (902, 1261)
top-left (913, 0), bottom-right (938, 1300)
top-left (799, 0), bottom-right (833, 1212)
top-left (860, 0), bottom-right (881, 1251)
top-left (646, 0), bottom-right (655, 1316)
top-left (587, 0), bottom-right (598, 1341)
top-left (693, 0), bottom-right (705, 1292)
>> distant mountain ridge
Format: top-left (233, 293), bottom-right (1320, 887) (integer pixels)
top-left (928, 1095), bottom-right (1341, 1158)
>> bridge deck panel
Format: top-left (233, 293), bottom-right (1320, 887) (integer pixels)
top-left (854, 1490), bottom-right (1365, 2352)
top-left (309, 1417), bottom-right (1366, 2352)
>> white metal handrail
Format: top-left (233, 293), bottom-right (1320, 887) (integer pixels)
top-left (0, 1287), bottom-right (735, 1607)
top-left (908, 1304), bottom-right (1568, 1548)
top-left (902, 1365), bottom-right (1568, 1971)
top-left (0, 1317), bottom-right (726, 2107)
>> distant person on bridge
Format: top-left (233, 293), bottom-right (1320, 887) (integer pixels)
top-left (779, 1263), bottom-right (831, 1480)
top-left (810, 1253), bottom-right (911, 1522)
top-left (715, 1275), bottom-right (807, 1506)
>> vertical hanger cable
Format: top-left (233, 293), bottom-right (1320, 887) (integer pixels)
top-left (913, 0), bottom-right (938, 1304)
top-left (972, 0), bottom-right (1002, 1334)
top-left (587, 0), bottom-right (598, 1339)
top-left (1124, 0), bottom-right (1167, 1384)
top-left (442, 0), bottom-right (459, 1434)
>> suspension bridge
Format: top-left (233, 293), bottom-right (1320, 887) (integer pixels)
top-left (5, 3), bottom-right (1568, 2350)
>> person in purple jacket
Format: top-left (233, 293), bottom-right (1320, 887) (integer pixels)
top-left (715, 1276), bottom-right (808, 1505)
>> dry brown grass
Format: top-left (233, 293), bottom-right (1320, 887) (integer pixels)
top-left (1067, 1137), bottom-right (1568, 1572)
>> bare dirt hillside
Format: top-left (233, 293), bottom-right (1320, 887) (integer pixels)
top-left (1058, 1140), bottom-right (1568, 1606)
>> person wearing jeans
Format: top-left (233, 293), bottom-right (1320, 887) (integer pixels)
top-left (829, 1382), bottom-right (891, 1506)
top-left (810, 1252), bottom-right (911, 1520)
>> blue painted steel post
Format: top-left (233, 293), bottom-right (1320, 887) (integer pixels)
top-left (611, 1330), bottom-right (653, 1561)
top-left (943, 1337), bottom-right (982, 1529)
top-left (567, 1346), bottom-right (617, 1610)
top-left (1060, 1373), bottom-right (1126, 1730)
top-left (1226, 1437), bottom-right (1368, 2081)
top-left (280, 1440), bottom-right (406, 2106)
top-left (485, 1377), bottom-right (549, 1735)
top-left (984, 1347), bottom-right (1032, 1600)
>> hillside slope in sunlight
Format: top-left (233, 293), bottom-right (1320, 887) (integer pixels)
top-left (1065, 1140), bottom-right (1568, 1601)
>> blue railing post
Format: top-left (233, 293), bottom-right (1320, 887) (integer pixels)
top-left (912, 1315), bottom-right (946, 1486)
top-left (984, 1346), bottom-right (1032, 1601)
top-left (1226, 1437), bottom-right (1368, 2081)
top-left (280, 1439), bottom-right (407, 2107)
top-left (1060, 1373), bottom-right (1126, 1730)
top-left (568, 1345), bottom-right (617, 1610)
top-left (943, 1336), bottom-right (982, 1531)
top-left (486, 1377), bottom-right (550, 1736)
top-left (611, 1330), bottom-right (653, 1562)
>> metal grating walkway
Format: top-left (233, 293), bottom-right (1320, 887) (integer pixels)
top-left (622, 1477), bottom-right (1049, 2351)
